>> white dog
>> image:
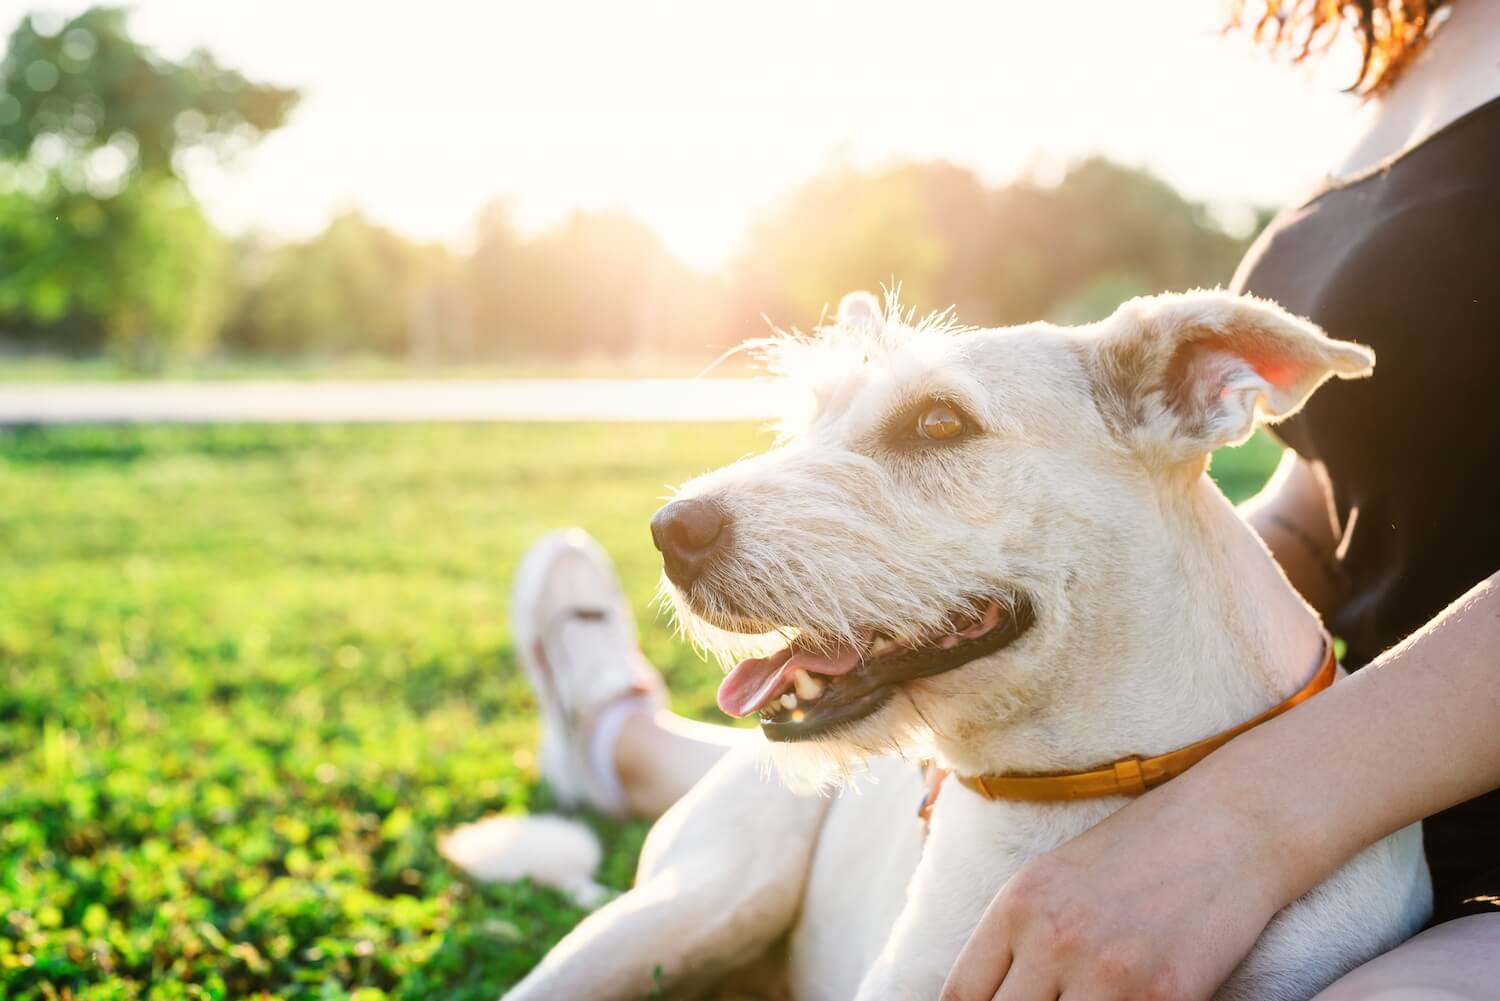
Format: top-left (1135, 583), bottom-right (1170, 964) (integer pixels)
top-left (502, 290), bottom-right (1431, 1001)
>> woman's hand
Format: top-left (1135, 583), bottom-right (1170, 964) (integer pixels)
top-left (940, 768), bottom-right (1291, 1001)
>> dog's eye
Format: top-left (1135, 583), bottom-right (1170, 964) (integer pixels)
top-left (916, 403), bottom-right (965, 441)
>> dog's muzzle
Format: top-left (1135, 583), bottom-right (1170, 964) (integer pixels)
top-left (723, 595), bottom-right (1036, 742)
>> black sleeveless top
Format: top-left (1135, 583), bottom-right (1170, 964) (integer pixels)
top-left (1232, 95), bottom-right (1500, 926)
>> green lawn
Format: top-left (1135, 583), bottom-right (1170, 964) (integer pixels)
top-left (0, 423), bottom-right (1280, 1000)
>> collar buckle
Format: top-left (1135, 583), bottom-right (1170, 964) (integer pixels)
top-left (1111, 756), bottom-right (1148, 796)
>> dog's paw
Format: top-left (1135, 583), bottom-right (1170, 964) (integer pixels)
top-left (439, 812), bottom-right (609, 908)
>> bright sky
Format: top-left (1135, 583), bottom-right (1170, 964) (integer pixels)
top-left (9, 1), bottom-right (1367, 272)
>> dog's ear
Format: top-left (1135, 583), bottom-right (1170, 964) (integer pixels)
top-left (1088, 291), bottom-right (1374, 463)
top-left (836, 290), bottom-right (882, 330)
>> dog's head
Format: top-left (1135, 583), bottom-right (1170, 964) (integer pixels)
top-left (652, 290), bottom-right (1372, 789)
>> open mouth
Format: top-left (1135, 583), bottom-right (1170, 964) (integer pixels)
top-left (716, 594), bottom-right (1035, 742)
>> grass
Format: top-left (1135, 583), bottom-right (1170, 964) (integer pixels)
top-left (0, 422), bottom-right (1280, 999)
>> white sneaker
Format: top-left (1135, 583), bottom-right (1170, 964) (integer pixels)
top-left (510, 529), bottom-right (664, 816)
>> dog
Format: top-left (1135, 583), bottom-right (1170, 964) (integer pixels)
top-left (501, 290), bottom-right (1432, 1000)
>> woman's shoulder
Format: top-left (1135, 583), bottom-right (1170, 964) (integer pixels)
top-left (1236, 176), bottom-right (1500, 335)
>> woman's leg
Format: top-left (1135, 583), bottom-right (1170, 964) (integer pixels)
top-left (1310, 914), bottom-right (1500, 1001)
top-left (512, 529), bottom-right (746, 819)
top-left (614, 709), bottom-right (751, 818)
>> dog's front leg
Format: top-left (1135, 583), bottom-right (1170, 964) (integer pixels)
top-left (853, 787), bottom-right (1095, 1001)
top-left (853, 847), bottom-right (1008, 999)
top-left (504, 743), bottom-right (830, 1001)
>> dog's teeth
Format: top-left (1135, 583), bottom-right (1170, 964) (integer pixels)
top-left (868, 636), bottom-right (897, 657)
top-left (780, 692), bottom-right (798, 710)
top-left (939, 634), bottom-right (962, 649)
top-left (793, 669), bottom-right (824, 701)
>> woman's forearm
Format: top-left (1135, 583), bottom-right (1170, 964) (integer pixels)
top-left (1182, 570), bottom-right (1500, 908)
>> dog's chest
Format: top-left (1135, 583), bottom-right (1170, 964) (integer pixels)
top-left (784, 758), bottom-right (926, 1001)
top-left (788, 768), bottom-right (1124, 1001)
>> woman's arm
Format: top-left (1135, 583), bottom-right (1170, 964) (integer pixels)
top-left (1220, 568), bottom-right (1500, 904)
top-left (941, 570), bottom-right (1500, 1001)
top-left (1238, 448), bottom-right (1346, 617)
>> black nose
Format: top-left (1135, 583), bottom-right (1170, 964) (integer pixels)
top-left (650, 499), bottom-right (729, 587)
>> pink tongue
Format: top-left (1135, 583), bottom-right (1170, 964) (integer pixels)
top-left (714, 606), bottom-right (1009, 719)
top-left (716, 642), bottom-right (863, 718)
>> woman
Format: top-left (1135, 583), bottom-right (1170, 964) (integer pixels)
top-left (512, 2), bottom-right (1500, 996)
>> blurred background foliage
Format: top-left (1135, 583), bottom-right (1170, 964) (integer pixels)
top-left (0, 6), bottom-right (294, 368)
top-left (1, 6), bottom-right (1267, 372)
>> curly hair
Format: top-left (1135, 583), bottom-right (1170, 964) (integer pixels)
top-left (1236, 0), bottom-right (1451, 94)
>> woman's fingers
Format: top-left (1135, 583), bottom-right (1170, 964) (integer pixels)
top-left (940, 892), bottom-right (1013, 1001)
top-left (991, 958), bottom-right (1060, 1001)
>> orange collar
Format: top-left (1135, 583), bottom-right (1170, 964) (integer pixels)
top-left (949, 634), bottom-right (1337, 805)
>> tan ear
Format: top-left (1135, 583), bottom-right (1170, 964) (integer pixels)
top-left (1088, 291), bottom-right (1374, 463)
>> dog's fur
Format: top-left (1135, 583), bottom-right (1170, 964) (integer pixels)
top-left (503, 291), bottom-right (1431, 1001)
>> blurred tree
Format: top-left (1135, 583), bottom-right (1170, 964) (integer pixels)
top-left (467, 206), bottom-right (728, 360)
top-left (732, 158), bottom-right (1257, 333)
top-left (521, 210), bottom-right (681, 356)
top-left (0, 6), bottom-right (296, 365)
top-left (734, 165), bottom-right (951, 328)
top-left (1045, 272), bottom-right (1157, 326)
top-left (224, 212), bottom-right (458, 358)
top-left (0, 6), bottom-right (295, 178)
top-left (465, 201), bottom-right (525, 355)
top-left (1040, 158), bottom-right (1248, 320)
top-left (0, 175), bottom-right (230, 365)
top-left (978, 158), bottom-right (1252, 325)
